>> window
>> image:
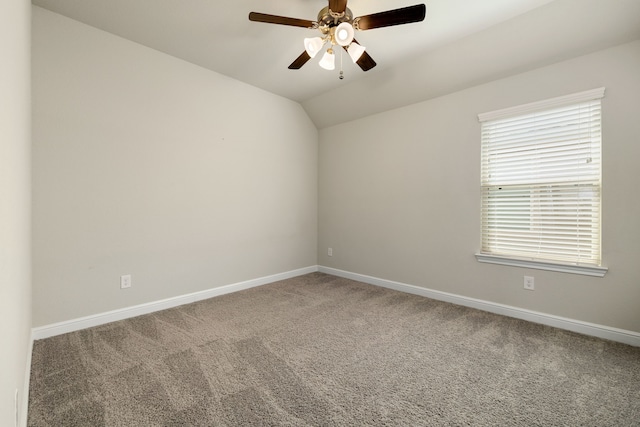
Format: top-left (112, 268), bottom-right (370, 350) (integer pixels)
top-left (476, 88), bottom-right (607, 277)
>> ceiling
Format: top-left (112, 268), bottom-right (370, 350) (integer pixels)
top-left (32, 0), bottom-right (640, 128)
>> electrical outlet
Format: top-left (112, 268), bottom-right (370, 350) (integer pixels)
top-left (328, 247), bottom-right (333, 257)
top-left (120, 274), bottom-right (132, 289)
top-left (524, 276), bottom-right (535, 291)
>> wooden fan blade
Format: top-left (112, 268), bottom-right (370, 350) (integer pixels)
top-left (288, 51), bottom-right (312, 70)
top-left (355, 4), bottom-right (426, 30)
top-left (249, 12), bottom-right (315, 28)
top-left (329, 0), bottom-right (348, 14)
top-left (355, 51), bottom-right (376, 72)
top-left (342, 40), bottom-right (377, 71)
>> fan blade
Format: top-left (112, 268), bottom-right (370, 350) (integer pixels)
top-left (342, 40), bottom-right (377, 71)
top-left (288, 51), bottom-right (312, 70)
top-left (249, 12), bottom-right (315, 28)
top-left (329, 0), bottom-right (348, 14)
top-left (355, 4), bottom-right (426, 30)
top-left (355, 51), bottom-right (377, 72)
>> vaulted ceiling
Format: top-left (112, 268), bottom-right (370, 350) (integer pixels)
top-left (32, 0), bottom-right (640, 128)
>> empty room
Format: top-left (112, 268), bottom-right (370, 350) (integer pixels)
top-left (2, 0), bottom-right (640, 425)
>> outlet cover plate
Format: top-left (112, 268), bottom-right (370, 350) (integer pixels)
top-left (524, 276), bottom-right (535, 290)
top-left (120, 274), bottom-right (132, 289)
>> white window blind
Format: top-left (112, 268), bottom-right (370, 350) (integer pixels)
top-left (479, 88), bottom-right (605, 267)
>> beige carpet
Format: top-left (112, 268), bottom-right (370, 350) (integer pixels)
top-left (28, 272), bottom-right (640, 426)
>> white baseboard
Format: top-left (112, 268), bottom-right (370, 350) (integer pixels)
top-left (32, 266), bottom-right (318, 340)
top-left (20, 332), bottom-right (33, 427)
top-left (318, 266), bottom-right (640, 347)
top-left (31, 264), bottom-right (640, 348)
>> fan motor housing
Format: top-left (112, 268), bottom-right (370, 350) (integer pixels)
top-left (317, 6), bottom-right (353, 34)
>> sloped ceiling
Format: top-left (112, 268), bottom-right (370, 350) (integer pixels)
top-left (32, 0), bottom-right (640, 128)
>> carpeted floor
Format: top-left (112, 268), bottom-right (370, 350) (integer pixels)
top-left (28, 272), bottom-right (640, 426)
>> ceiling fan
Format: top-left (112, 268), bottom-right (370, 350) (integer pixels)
top-left (249, 0), bottom-right (426, 76)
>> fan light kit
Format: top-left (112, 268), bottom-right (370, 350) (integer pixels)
top-left (249, 0), bottom-right (426, 79)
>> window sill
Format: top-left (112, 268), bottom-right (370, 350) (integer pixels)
top-left (475, 253), bottom-right (608, 277)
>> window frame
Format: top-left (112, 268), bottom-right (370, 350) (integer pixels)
top-left (475, 88), bottom-right (608, 277)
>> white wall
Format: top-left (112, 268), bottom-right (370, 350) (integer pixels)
top-left (0, 1), bottom-right (31, 425)
top-left (319, 40), bottom-right (640, 333)
top-left (32, 7), bottom-right (318, 327)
